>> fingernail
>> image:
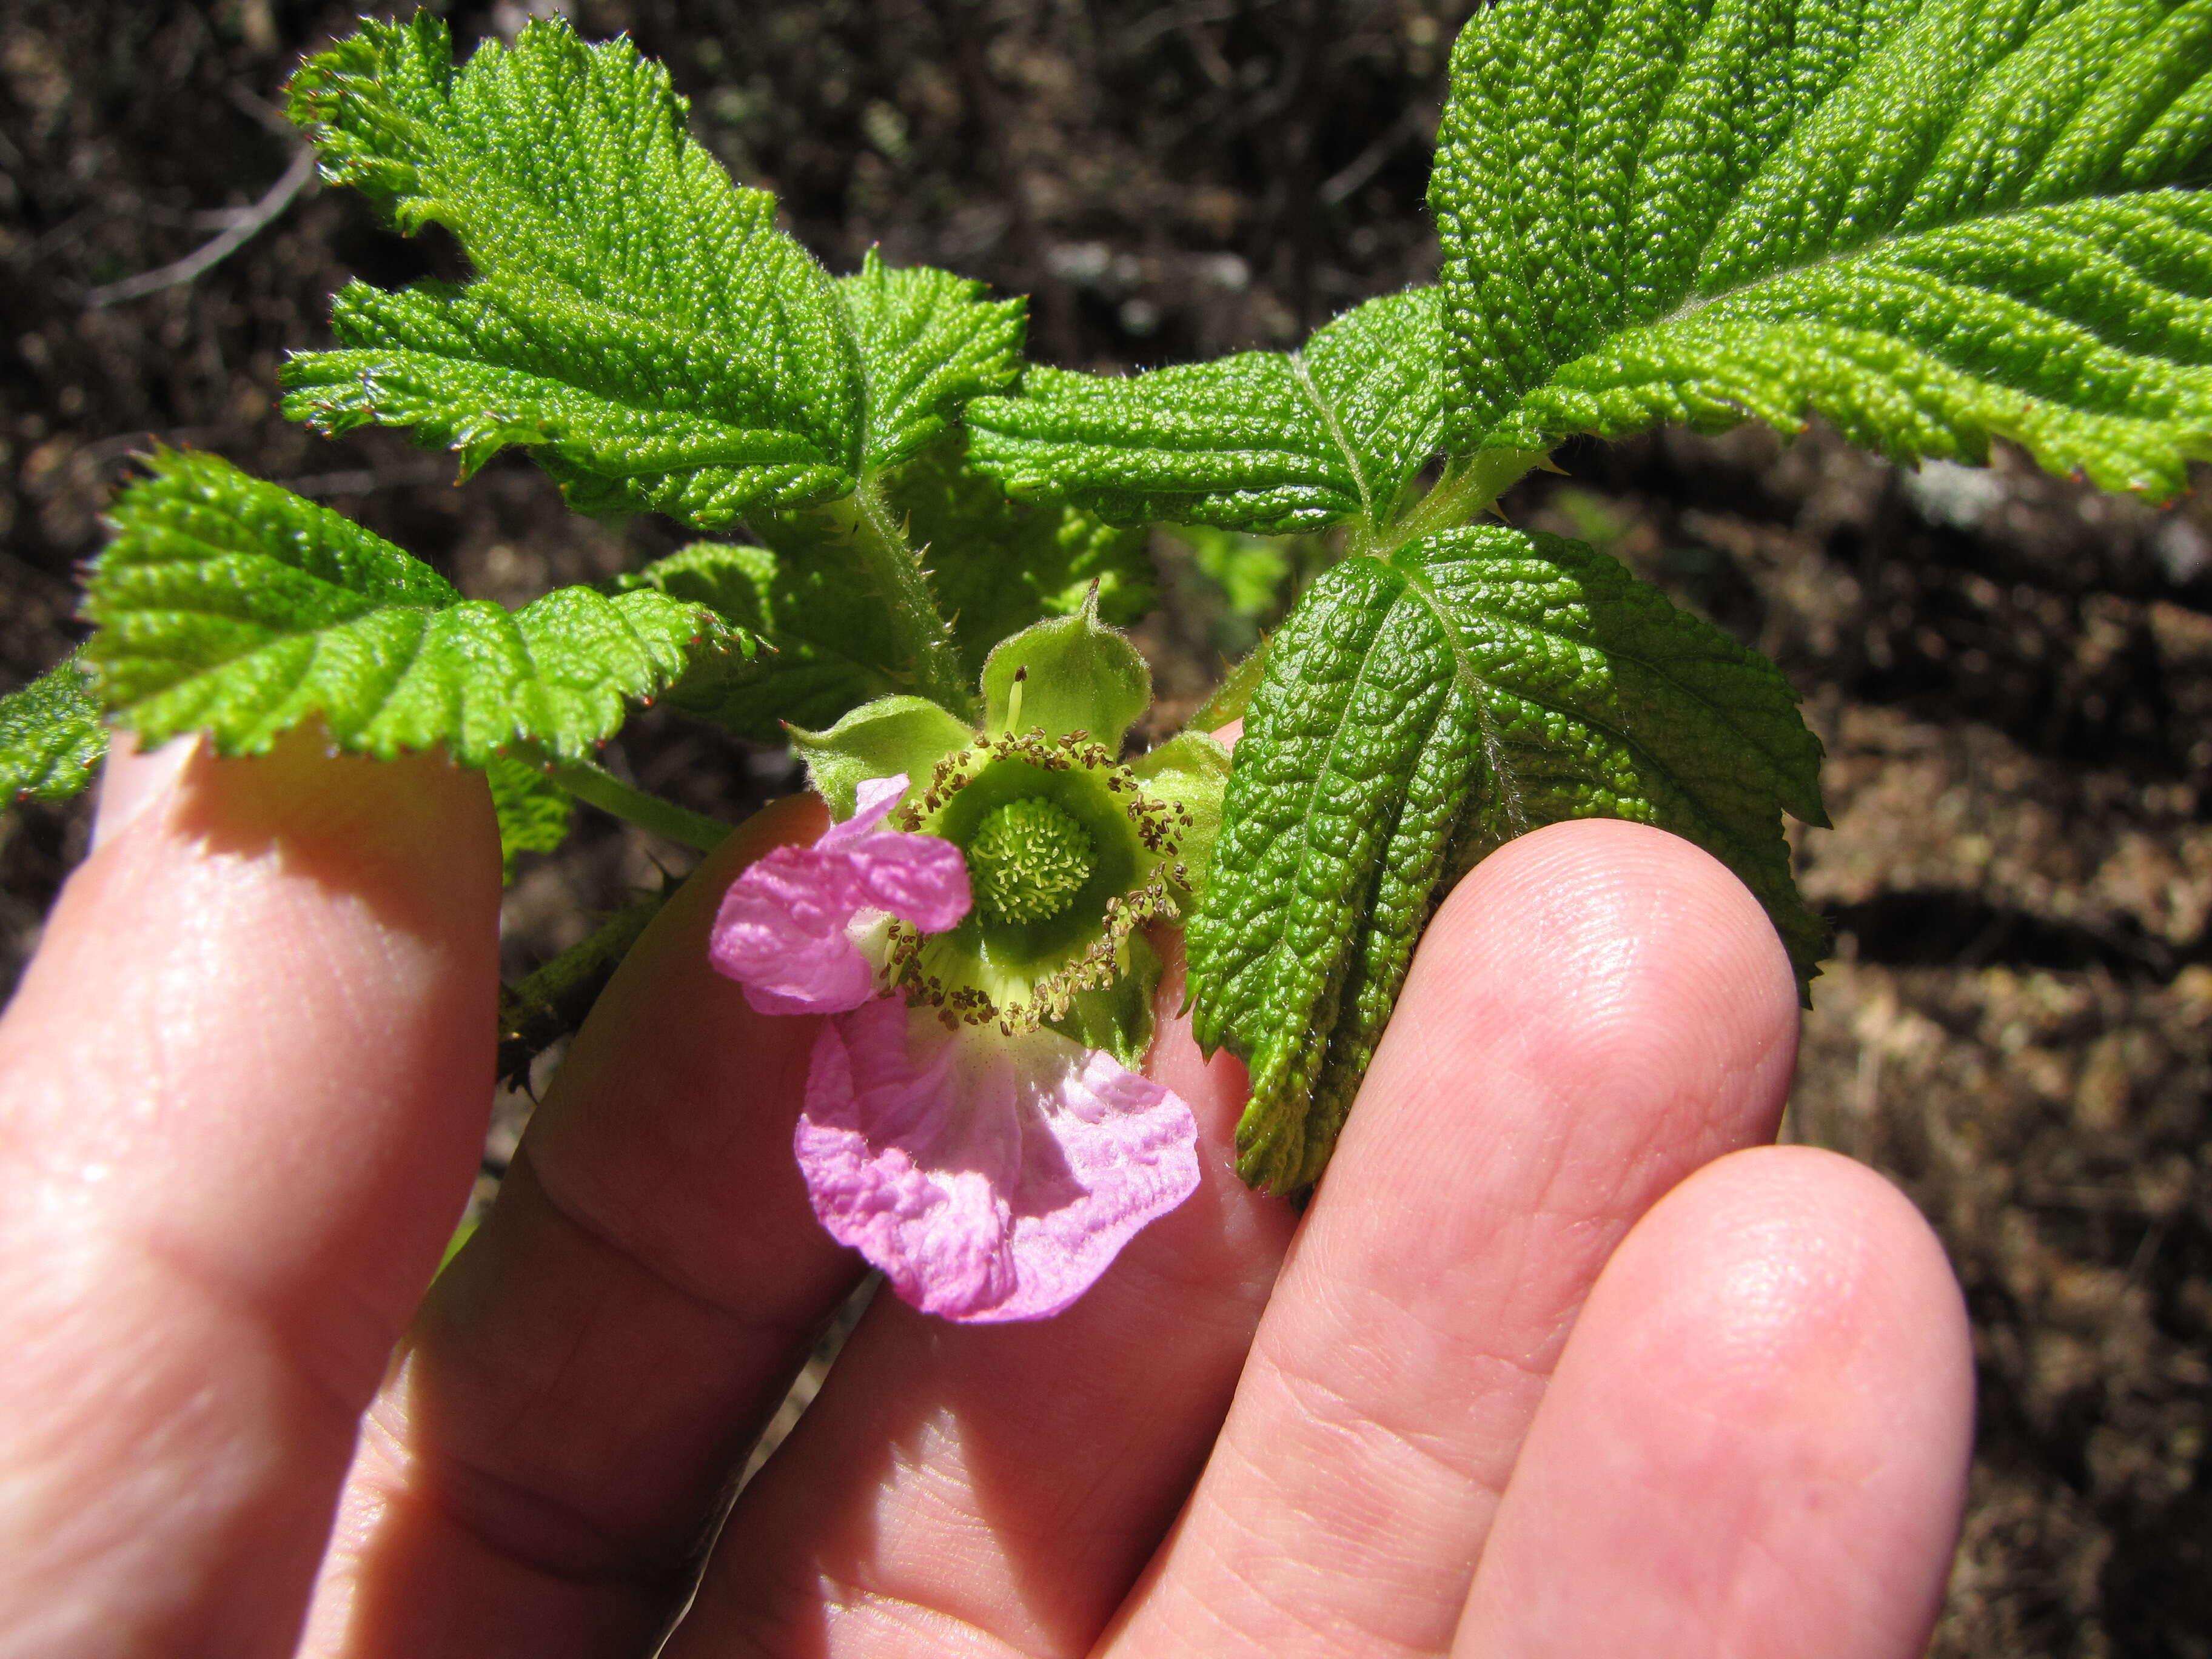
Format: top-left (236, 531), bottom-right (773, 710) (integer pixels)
top-left (92, 733), bottom-right (199, 853)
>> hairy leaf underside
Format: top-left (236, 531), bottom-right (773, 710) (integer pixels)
top-left (280, 16), bottom-right (1022, 526)
top-left (486, 753), bottom-right (576, 878)
top-left (1187, 526), bottom-right (1828, 1193)
top-left (1433, 0), bottom-right (2212, 495)
top-left (87, 450), bottom-right (744, 768)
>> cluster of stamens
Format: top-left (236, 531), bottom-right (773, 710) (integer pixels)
top-left (885, 726), bottom-right (1196, 1034)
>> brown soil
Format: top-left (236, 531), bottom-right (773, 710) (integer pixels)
top-left (2, 4), bottom-right (2205, 1652)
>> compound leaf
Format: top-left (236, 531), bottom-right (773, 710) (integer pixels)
top-left (964, 287), bottom-right (1447, 534)
top-left (1433, 0), bottom-right (2212, 496)
top-left (87, 449), bottom-right (745, 766)
top-left (281, 13), bottom-right (863, 525)
top-left (1, 650), bottom-right (106, 805)
top-left (1188, 528), bottom-right (1826, 1193)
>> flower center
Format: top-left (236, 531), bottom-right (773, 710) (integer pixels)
top-left (967, 796), bottom-right (1096, 923)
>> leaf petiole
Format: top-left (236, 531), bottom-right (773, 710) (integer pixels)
top-left (801, 481), bottom-right (979, 721)
top-left (1361, 447), bottom-right (1549, 557)
top-left (549, 760), bottom-right (734, 851)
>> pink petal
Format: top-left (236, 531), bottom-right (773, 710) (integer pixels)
top-left (842, 831), bottom-right (971, 935)
top-left (708, 774), bottom-right (971, 1016)
top-left (818, 773), bottom-right (911, 850)
top-left (708, 846), bottom-right (877, 1014)
top-left (796, 996), bottom-right (1201, 1322)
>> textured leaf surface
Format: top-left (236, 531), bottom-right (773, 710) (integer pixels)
top-left (1433, 0), bottom-right (2212, 495)
top-left (894, 438), bottom-right (1153, 679)
top-left (1, 651), bottom-right (105, 804)
top-left (838, 255), bottom-right (1025, 473)
top-left (281, 15), bottom-right (941, 525)
top-left (964, 287), bottom-right (1447, 534)
top-left (1188, 527), bottom-right (1827, 1192)
top-left (614, 538), bottom-right (900, 742)
top-left (87, 451), bottom-right (742, 765)
top-left (622, 440), bottom-right (1153, 741)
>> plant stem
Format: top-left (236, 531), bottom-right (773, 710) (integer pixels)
top-left (825, 478), bottom-right (977, 720)
top-left (1364, 447), bottom-right (1550, 557)
top-left (550, 760), bottom-right (734, 851)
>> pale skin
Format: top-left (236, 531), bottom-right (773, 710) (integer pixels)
top-left (0, 728), bottom-right (1974, 1658)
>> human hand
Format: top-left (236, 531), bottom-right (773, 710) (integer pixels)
top-left (0, 732), bottom-right (1972, 1658)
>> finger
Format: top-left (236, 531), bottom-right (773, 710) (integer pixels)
top-left (662, 937), bottom-right (1296, 1658)
top-left (0, 731), bottom-right (500, 1659)
top-left (1453, 1146), bottom-right (1973, 1658)
top-left (1108, 819), bottom-right (1803, 1657)
top-left (306, 796), bottom-right (876, 1658)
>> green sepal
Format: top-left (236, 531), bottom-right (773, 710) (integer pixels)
top-left (87, 449), bottom-right (749, 767)
top-left (1047, 931), bottom-right (1164, 1071)
top-left (486, 752), bottom-right (574, 880)
top-left (980, 591), bottom-right (1151, 746)
top-left (1189, 526), bottom-right (1828, 1194)
top-left (1190, 642), bottom-right (1269, 732)
top-left (1130, 729), bottom-right (1232, 902)
top-left (788, 694), bottom-right (974, 819)
top-left (1, 649), bottom-right (106, 805)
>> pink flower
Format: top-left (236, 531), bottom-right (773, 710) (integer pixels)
top-left (799, 997), bottom-right (1199, 1322)
top-left (710, 776), bottom-right (1201, 1322)
top-left (708, 776), bottom-right (970, 1016)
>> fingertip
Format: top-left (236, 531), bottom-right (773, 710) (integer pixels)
top-left (90, 731), bottom-right (198, 853)
top-left (1392, 818), bottom-right (1800, 1154)
top-left (1458, 1145), bottom-right (1973, 1659)
top-left (1593, 1145), bottom-right (1974, 1486)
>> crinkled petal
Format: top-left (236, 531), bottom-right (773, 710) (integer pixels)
top-left (842, 831), bottom-right (971, 934)
top-left (817, 773), bottom-right (910, 849)
top-left (709, 773), bottom-right (971, 1016)
top-left (796, 996), bottom-right (1201, 1322)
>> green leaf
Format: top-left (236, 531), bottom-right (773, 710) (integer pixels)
top-left (1432, 0), bottom-right (2212, 496)
top-left (486, 752), bottom-right (574, 880)
top-left (615, 539), bottom-right (902, 742)
top-left (87, 449), bottom-right (746, 766)
top-left (891, 437), bottom-right (1153, 680)
top-left (1188, 528), bottom-right (1826, 1193)
top-left (964, 287), bottom-right (1449, 534)
top-left (1, 650), bottom-right (106, 805)
top-left (281, 14), bottom-right (862, 525)
top-left (837, 253), bottom-right (1026, 473)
